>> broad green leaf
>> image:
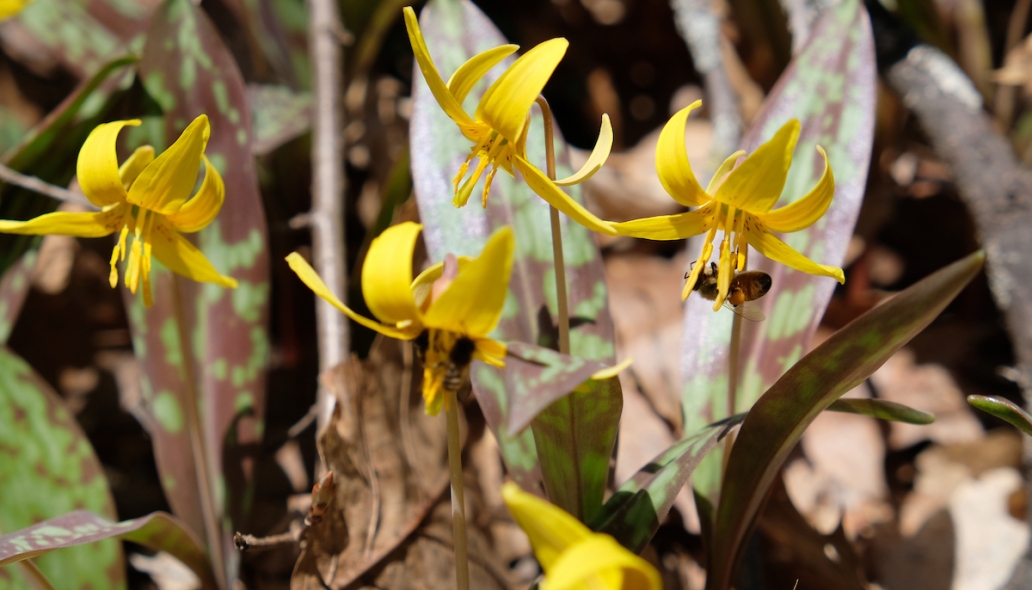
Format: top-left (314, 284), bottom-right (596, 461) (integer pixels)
top-left (0, 55), bottom-right (137, 277)
top-left (411, 0), bottom-right (620, 511)
top-left (706, 251), bottom-right (984, 590)
top-left (967, 395), bottom-right (1032, 437)
top-left (0, 346), bottom-right (123, 589)
top-left (827, 398), bottom-right (935, 424)
top-left (247, 84), bottom-right (312, 156)
top-left (590, 415), bottom-right (742, 553)
top-left (0, 510), bottom-right (216, 590)
top-left (682, 0), bottom-right (876, 503)
top-left (126, 0), bottom-right (271, 583)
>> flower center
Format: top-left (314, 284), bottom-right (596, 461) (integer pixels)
top-left (452, 125), bottom-right (516, 208)
top-left (108, 204), bottom-right (157, 306)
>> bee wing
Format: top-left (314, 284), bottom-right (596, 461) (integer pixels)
top-left (724, 300), bottom-right (766, 322)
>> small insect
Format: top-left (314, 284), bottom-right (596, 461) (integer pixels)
top-left (442, 336), bottom-right (476, 393)
top-left (684, 262), bottom-right (772, 321)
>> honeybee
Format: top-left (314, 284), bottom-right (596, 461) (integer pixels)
top-left (413, 330), bottom-right (476, 394)
top-left (684, 262), bottom-right (772, 322)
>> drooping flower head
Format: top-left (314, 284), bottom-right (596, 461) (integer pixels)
top-left (502, 483), bottom-right (661, 589)
top-left (0, 115), bottom-right (237, 306)
top-left (403, 6), bottom-right (617, 235)
top-left (613, 101), bottom-right (844, 310)
top-left (287, 222), bottom-right (513, 415)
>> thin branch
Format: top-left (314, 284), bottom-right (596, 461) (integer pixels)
top-left (0, 163), bottom-right (95, 209)
top-left (307, 0), bottom-right (349, 432)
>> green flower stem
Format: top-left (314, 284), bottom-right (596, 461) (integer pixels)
top-left (535, 96), bottom-right (571, 355)
top-left (445, 389), bottom-right (470, 590)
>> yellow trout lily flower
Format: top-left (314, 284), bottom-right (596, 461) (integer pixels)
top-left (286, 221), bottom-right (513, 415)
top-left (0, 115), bottom-right (237, 306)
top-left (502, 483), bottom-right (660, 590)
top-left (403, 6), bottom-right (616, 236)
top-left (0, 0), bottom-right (32, 20)
top-left (613, 101), bottom-right (844, 310)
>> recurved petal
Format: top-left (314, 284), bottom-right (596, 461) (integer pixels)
top-left (118, 146), bottom-right (155, 189)
top-left (0, 206), bottom-right (125, 237)
top-left (403, 7), bottom-right (475, 127)
top-left (546, 535), bottom-right (662, 590)
top-left (362, 221), bottom-right (423, 326)
top-left (164, 156), bottom-right (224, 233)
top-left (554, 114), bottom-right (613, 186)
top-left (705, 150), bottom-right (746, 194)
top-left (448, 44), bottom-right (519, 104)
top-left (423, 226), bottom-right (514, 337)
top-left (760, 146), bottom-right (834, 233)
top-left (127, 115), bottom-right (210, 214)
top-left (514, 157), bottom-right (616, 235)
top-left (473, 337), bottom-right (506, 367)
top-left (77, 119), bottom-right (140, 208)
top-left (287, 252), bottom-right (417, 340)
top-left (151, 217), bottom-right (237, 288)
top-left (501, 483), bottom-right (590, 571)
top-left (655, 100), bottom-right (709, 207)
top-left (744, 223), bottom-right (845, 283)
top-left (611, 202), bottom-right (716, 241)
top-left (714, 119), bottom-right (800, 214)
top-left (476, 38), bottom-right (568, 144)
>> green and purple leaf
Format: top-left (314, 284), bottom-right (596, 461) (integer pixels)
top-left (827, 397), bottom-right (935, 424)
top-left (122, 0), bottom-right (270, 581)
top-left (590, 415), bottom-right (742, 553)
top-left (0, 346), bottom-right (123, 589)
top-left (503, 342), bottom-right (608, 434)
top-left (247, 84), bottom-right (312, 156)
top-left (410, 0), bottom-right (621, 515)
top-left (0, 252), bottom-right (36, 344)
top-left (966, 395), bottom-right (1032, 437)
top-left (705, 251), bottom-right (984, 590)
top-left (0, 510), bottom-right (216, 590)
top-left (681, 0), bottom-right (877, 500)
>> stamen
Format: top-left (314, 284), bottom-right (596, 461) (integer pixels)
top-left (714, 206), bottom-right (737, 311)
top-left (126, 208), bottom-right (149, 293)
top-left (682, 223), bottom-right (719, 300)
top-left (454, 156), bottom-right (490, 207)
top-left (734, 212), bottom-right (748, 271)
top-left (481, 165), bottom-right (498, 208)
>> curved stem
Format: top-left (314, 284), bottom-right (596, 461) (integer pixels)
top-left (445, 390), bottom-right (470, 590)
top-left (535, 96), bottom-right (570, 355)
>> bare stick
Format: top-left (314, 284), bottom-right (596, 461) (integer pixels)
top-left (535, 96), bottom-right (570, 355)
top-left (445, 389), bottom-right (470, 590)
top-left (307, 0), bottom-right (349, 432)
top-left (0, 163), bottom-right (94, 209)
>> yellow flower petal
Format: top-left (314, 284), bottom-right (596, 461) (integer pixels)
top-left (0, 206), bottom-right (125, 237)
top-left (423, 226), bottom-right (514, 337)
top-left (760, 145), bottom-right (834, 233)
top-left (476, 38), bottom-right (568, 144)
top-left (590, 357), bottom-right (633, 381)
top-left (76, 119), bottom-right (140, 208)
top-left (412, 255), bottom-right (474, 310)
top-left (0, 0), bottom-right (31, 20)
top-left (473, 337), bottom-right (507, 367)
top-left (545, 535), bottom-right (662, 590)
top-left (151, 217), bottom-right (237, 288)
top-left (501, 482), bottom-right (591, 570)
top-left (164, 156), bottom-right (225, 233)
top-left (744, 222), bottom-right (845, 283)
top-left (447, 44), bottom-right (519, 104)
top-left (127, 115), bottom-right (210, 214)
top-left (705, 150), bottom-right (745, 194)
top-left (611, 202), bottom-right (716, 241)
top-left (362, 221), bottom-right (423, 326)
top-left (118, 146), bottom-right (155, 189)
top-left (403, 7), bottom-right (475, 127)
top-left (714, 119), bottom-right (800, 214)
top-left (514, 156), bottom-right (616, 236)
top-left (555, 114), bottom-right (613, 186)
top-left (655, 100), bottom-right (709, 207)
top-left (286, 252), bottom-right (417, 339)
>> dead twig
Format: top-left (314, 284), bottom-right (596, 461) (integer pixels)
top-left (0, 163), bottom-right (95, 209)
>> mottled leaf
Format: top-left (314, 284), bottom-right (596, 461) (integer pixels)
top-left (411, 0), bottom-right (620, 517)
top-left (590, 415), bottom-right (741, 553)
top-left (219, 0), bottom-right (309, 88)
top-left (247, 84), bottom-right (312, 156)
top-left (827, 397), bottom-right (935, 424)
top-left (0, 510), bottom-right (215, 590)
top-left (0, 346), bottom-right (123, 589)
top-left (125, 0), bottom-right (270, 583)
top-left (681, 0), bottom-right (876, 501)
top-left (706, 251), bottom-right (984, 590)
top-left (966, 395), bottom-right (1032, 436)
top-left (0, 252), bottom-right (36, 344)
top-left (0, 55), bottom-right (137, 277)
top-left (503, 342), bottom-right (608, 434)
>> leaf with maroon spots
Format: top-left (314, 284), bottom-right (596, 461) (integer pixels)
top-left (0, 346), bottom-right (124, 589)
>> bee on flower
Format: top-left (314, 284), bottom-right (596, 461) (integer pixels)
top-left (0, 115), bottom-right (237, 306)
top-left (403, 6), bottom-right (616, 235)
top-left (613, 100), bottom-right (844, 310)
